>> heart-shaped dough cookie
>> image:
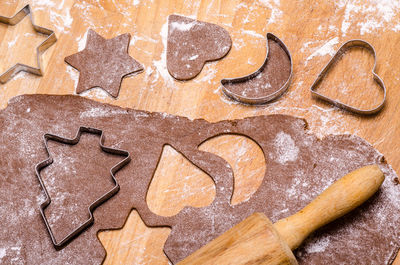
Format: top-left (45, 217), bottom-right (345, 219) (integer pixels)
top-left (166, 14), bottom-right (232, 80)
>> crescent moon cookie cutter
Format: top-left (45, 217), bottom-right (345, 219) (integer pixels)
top-left (35, 126), bottom-right (131, 250)
top-left (221, 33), bottom-right (293, 104)
top-left (0, 5), bottom-right (57, 84)
top-left (310, 39), bottom-right (387, 115)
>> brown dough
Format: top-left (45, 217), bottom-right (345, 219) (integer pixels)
top-left (166, 14), bottom-right (232, 80)
top-left (65, 29), bottom-right (143, 98)
top-left (0, 95), bottom-right (398, 264)
top-left (221, 33), bottom-right (292, 104)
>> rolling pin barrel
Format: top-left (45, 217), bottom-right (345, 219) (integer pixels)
top-left (273, 164), bottom-right (385, 250)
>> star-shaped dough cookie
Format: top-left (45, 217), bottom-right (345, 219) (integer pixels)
top-left (65, 29), bottom-right (143, 98)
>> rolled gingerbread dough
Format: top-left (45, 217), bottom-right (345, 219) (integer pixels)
top-left (0, 95), bottom-right (398, 264)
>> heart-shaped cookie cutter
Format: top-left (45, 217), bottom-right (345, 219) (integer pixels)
top-left (221, 33), bottom-right (293, 104)
top-left (310, 39), bottom-right (386, 115)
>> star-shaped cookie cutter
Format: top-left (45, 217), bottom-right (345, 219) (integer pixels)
top-left (0, 5), bottom-right (57, 83)
top-left (310, 39), bottom-right (386, 115)
top-left (35, 126), bottom-right (131, 250)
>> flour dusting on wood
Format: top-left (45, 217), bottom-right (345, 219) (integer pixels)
top-left (336, 0), bottom-right (400, 35)
top-left (305, 37), bottom-right (339, 64)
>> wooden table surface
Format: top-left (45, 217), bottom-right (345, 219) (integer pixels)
top-left (1, 0), bottom-right (399, 264)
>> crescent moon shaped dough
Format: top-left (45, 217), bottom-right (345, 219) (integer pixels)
top-left (221, 33), bottom-right (293, 104)
top-left (0, 95), bottom-right (398, 265)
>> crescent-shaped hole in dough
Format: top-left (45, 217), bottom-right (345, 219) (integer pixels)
top-left (198, 134), bottom-right (266, 205)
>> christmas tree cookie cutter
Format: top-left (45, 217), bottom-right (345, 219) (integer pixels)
top-left (310, 39), bottom-right (386, 115)
top-left (35, 126), bottom-right (131, 250)
top-left (0, 5), bottom-right (57, 83)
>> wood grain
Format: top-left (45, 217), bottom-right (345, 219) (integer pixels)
top-left (1, 0), bottom-right (399, 264)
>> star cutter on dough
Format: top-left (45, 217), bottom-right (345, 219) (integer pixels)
top-left (0, 5), bottom-right (57, 84)
top-left (35, 126), bottom-right (131, 250)
top-left (310, 39), bottom-right (386, 115)
top-left (220, 33), bottom-right (293, 104)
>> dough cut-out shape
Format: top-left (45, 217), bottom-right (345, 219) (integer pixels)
top-left (221, 33), bottom-right (292, 104)
top-left (65, 29), bottom-right (143, 98)
top-left (310, 39), bottom-right (386, 115)
top-left (0, 4), bottom-right (57, 83)
top-left (35, 126), bottom-right (131, 250)
top-left (146, 144), bottom-right (215, 217)
top-left (98, 210), bottom-right (171, 265)
top-left (167, 14), bottom-right (232, 80)
top-left (198, 134), bottom-right (266, 205)
top-left (0, 95), bottom-right (399, 265)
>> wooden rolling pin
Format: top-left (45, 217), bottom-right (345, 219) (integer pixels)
top-left (178, 165), bottom-right (384, 265)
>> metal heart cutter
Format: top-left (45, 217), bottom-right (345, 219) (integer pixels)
top-left (310, 39), bottom-right (386, 115)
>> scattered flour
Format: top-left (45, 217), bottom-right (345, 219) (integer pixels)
top-left (304, 236), bottom-right (330, 253)
top-left (8, 71), bottom-right (30, 81)
top-left (247, 58), bottom-right (256, 65)
top-left (0, 248), bottom-right (6, 260)
top-left (194, 65), bottom-right (217, 85)
top-left (79, 106), bottom-right (128, 118)
top-left (286, 178), bottom-right (302, 198)
top-left (393, 24), bottom-right (400, 32)
top-left (32, 0), bottom-right (56, 8)
top-left (336, 0), bottom-right (400, 36)
top-left (153, 19), bottom-right (175, 87)
top-left (271, 131), bottom-right (299, 164)
top-left (8, 37), bottom-right (17, 48)
top-left (130, 35), bottom-right (158, 46)
top-left (258, 0), bottom-right (282, 24)
top-left (79, 88), bottom-right (110, 100)
top-left (66, 66), bottom-right (79, 88)
top-left (77, 31), bottom-right (88, 51)
top-left (240, 29), bottom-right (264, 39)
top-left (170, 21), bottom-right (197, 32)
top-left (232, 38), bottom-right (245, 50)
top-left (33, 0), bottom-right (73, 33)
top-left (300, 41), bottom-right (315, 53)
top-left (305, 37), bottom-right (339, 64)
